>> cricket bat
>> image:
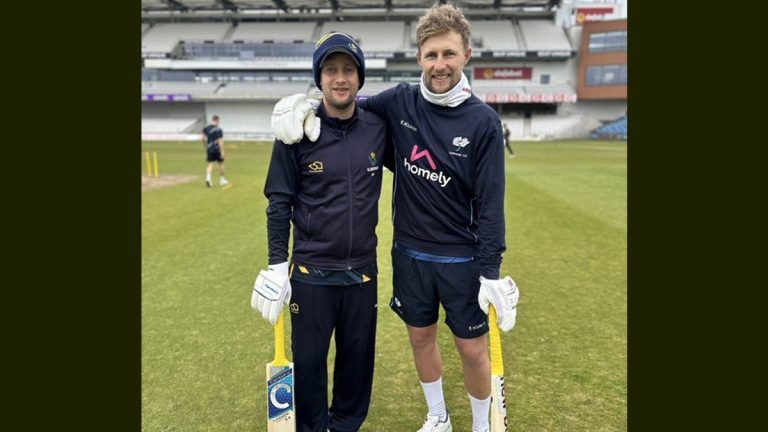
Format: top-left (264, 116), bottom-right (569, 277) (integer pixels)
top-left (488, 305), bottom-right (508, 431)
top-left (266, 311), bottom-right (296, 431)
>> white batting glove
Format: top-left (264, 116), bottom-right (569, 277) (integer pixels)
top-left (303, 98), bottom-right (321, 142)
top-left (478, 276), bottom-right (520, 332)
top-left (271, 94), bottom-right (321, 144)
top-left (251, 261), bottom-right (292, 325)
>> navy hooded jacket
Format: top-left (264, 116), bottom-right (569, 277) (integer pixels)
top-left (264, 103), bottom-right (390, 270)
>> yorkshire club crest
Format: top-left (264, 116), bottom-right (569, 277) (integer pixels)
top-left (452, 137), bottom-right (470, 152)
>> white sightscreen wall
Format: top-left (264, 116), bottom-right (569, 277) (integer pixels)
top-left (142, 101), bottom-right (206, 119)
top-left (519, 21), bottom-right (573, 51)
top-left (204, 101), bottom-right (274, 134)
top-left (528, 60), bottom-right (577, 84)
top-left (141, 102), bottom-right (207, 134)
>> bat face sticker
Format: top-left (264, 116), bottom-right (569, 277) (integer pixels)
top-left (267, 366), bottom-right (295, 421)
top-left (270, 382), bottom-right (293, 410)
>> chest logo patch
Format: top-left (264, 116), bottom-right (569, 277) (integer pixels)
top-left (308, 161), bottom-right (324, 173)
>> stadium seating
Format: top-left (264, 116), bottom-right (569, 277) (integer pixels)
top-left (320, 21), bottom-right (406, 51)
top-left (139, 15), bottom-right (624, 141)
top-left (524, 83), bottom-right (576, 99)
top-left (357, 81), bottom-right (402, 97)
top-left (142, 81), bottom-right (222, 98)
top-left (472, 80), bottom-right (577, 104)
top-left (142, 23), bottom-right (232, 55)
top-left (182, 42), bottom-right (315, 59)
top-left (590, 116), bottom-right (627, 140)
top-left (469, 20), bottom-right (521, 50)
top-left (408, 21), bottom-right (418, 48)
top-left (472, 80), bottom-right (528, 97)
top-left (519, 20), bottom-right (573, 51)
top-left (215, 81), bottom-right (312, 99)
top-left (229, 22), bottom-right (317, 42)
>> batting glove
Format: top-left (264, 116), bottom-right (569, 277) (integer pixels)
top-left (478, 276), bottom-right (520, 332)
top-left (251, 261), bottom-right (292, 325)
top-left (271, 94), bottom-right (321, 144)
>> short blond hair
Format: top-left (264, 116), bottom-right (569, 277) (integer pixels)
top-left (415, 4), bottom-right (472, 52)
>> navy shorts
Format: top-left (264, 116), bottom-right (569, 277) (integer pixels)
top-left (206, 148), bottom-right (223, 163)
top-left (389, 247), bottom-right (488, 339)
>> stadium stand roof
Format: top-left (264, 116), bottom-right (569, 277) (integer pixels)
top-left (141, 0), bottom-right (560, 13)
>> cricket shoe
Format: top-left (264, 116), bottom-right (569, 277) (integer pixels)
top-left (206, 179), bottom-right (212, 188)
top-left (220, 178), bottom-right (229, 186)
top-left (417, 413), bottom-right (452, 432)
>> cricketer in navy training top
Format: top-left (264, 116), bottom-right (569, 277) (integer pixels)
top-left (270, 5), bottom-right (521, 432)
top-left (252, 31), bottom-right (392, 432)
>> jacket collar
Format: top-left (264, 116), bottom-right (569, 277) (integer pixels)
top-left (318, 101), bottom-right (359, 132)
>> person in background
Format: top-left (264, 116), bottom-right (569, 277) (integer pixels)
top-left (202, 115), bottom-right (229, 187)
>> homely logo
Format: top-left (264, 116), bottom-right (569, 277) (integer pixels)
top-left (403, 145), bottom-right (452, 188)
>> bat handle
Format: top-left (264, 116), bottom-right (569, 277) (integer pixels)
top-left (488, 305), bottom-right (504, 376)
top-left (273, 311), bottom-right (289, 366)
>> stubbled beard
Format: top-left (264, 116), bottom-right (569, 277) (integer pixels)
top-left (427, 74), bottom-right (456, 94)
top-left (327, 94), bottom-right (354, 111)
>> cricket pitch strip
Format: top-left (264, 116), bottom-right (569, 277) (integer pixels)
top-left (142, 175), bottom-right (198, 191)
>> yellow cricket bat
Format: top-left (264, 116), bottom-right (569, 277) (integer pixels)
top-left (266, 312), bottom-right (295, 431)
top-left (489, 305), bottom-right (508, 431)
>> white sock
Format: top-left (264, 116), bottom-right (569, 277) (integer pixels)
top-left (206, 172), bottom-right (211, 181)
top-left (469, 393), bottom-right (491, 432)
top-left (420, 378), bottom-right (447, 422)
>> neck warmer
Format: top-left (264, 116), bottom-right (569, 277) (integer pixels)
top-left (419, 72), bottom-right (472, 107)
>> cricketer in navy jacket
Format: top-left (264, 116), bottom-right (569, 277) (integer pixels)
top-left (358, 82), bottom-right (506, 278)
top-left (264, 102), bottom-right (391, 270)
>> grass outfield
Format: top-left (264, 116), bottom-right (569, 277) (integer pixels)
top-left (142, 140), bottom-right (626, 431)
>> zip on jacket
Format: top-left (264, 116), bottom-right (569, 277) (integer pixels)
top-left (264, 103), bottom-right (391, 271)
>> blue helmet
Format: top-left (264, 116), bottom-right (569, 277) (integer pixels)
top-left (313, 32), bottom-right (365, 90)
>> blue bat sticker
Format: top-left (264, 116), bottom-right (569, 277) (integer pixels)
top-left (268, 366), bottom-right (294, 420)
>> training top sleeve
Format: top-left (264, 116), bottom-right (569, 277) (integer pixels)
top-left (474, 119), bottom-right (507, 279)
top-left (383, 128), bottom-right (395, 171)
top-left (357, 84), bottom-right (401, 120)
top-left (264, 140), bottom-right (300, 265)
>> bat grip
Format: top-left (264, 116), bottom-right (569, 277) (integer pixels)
top-left (273, 311), bottom-right (289, 366)
top-left (488, 305), bottom-right (504, 376)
